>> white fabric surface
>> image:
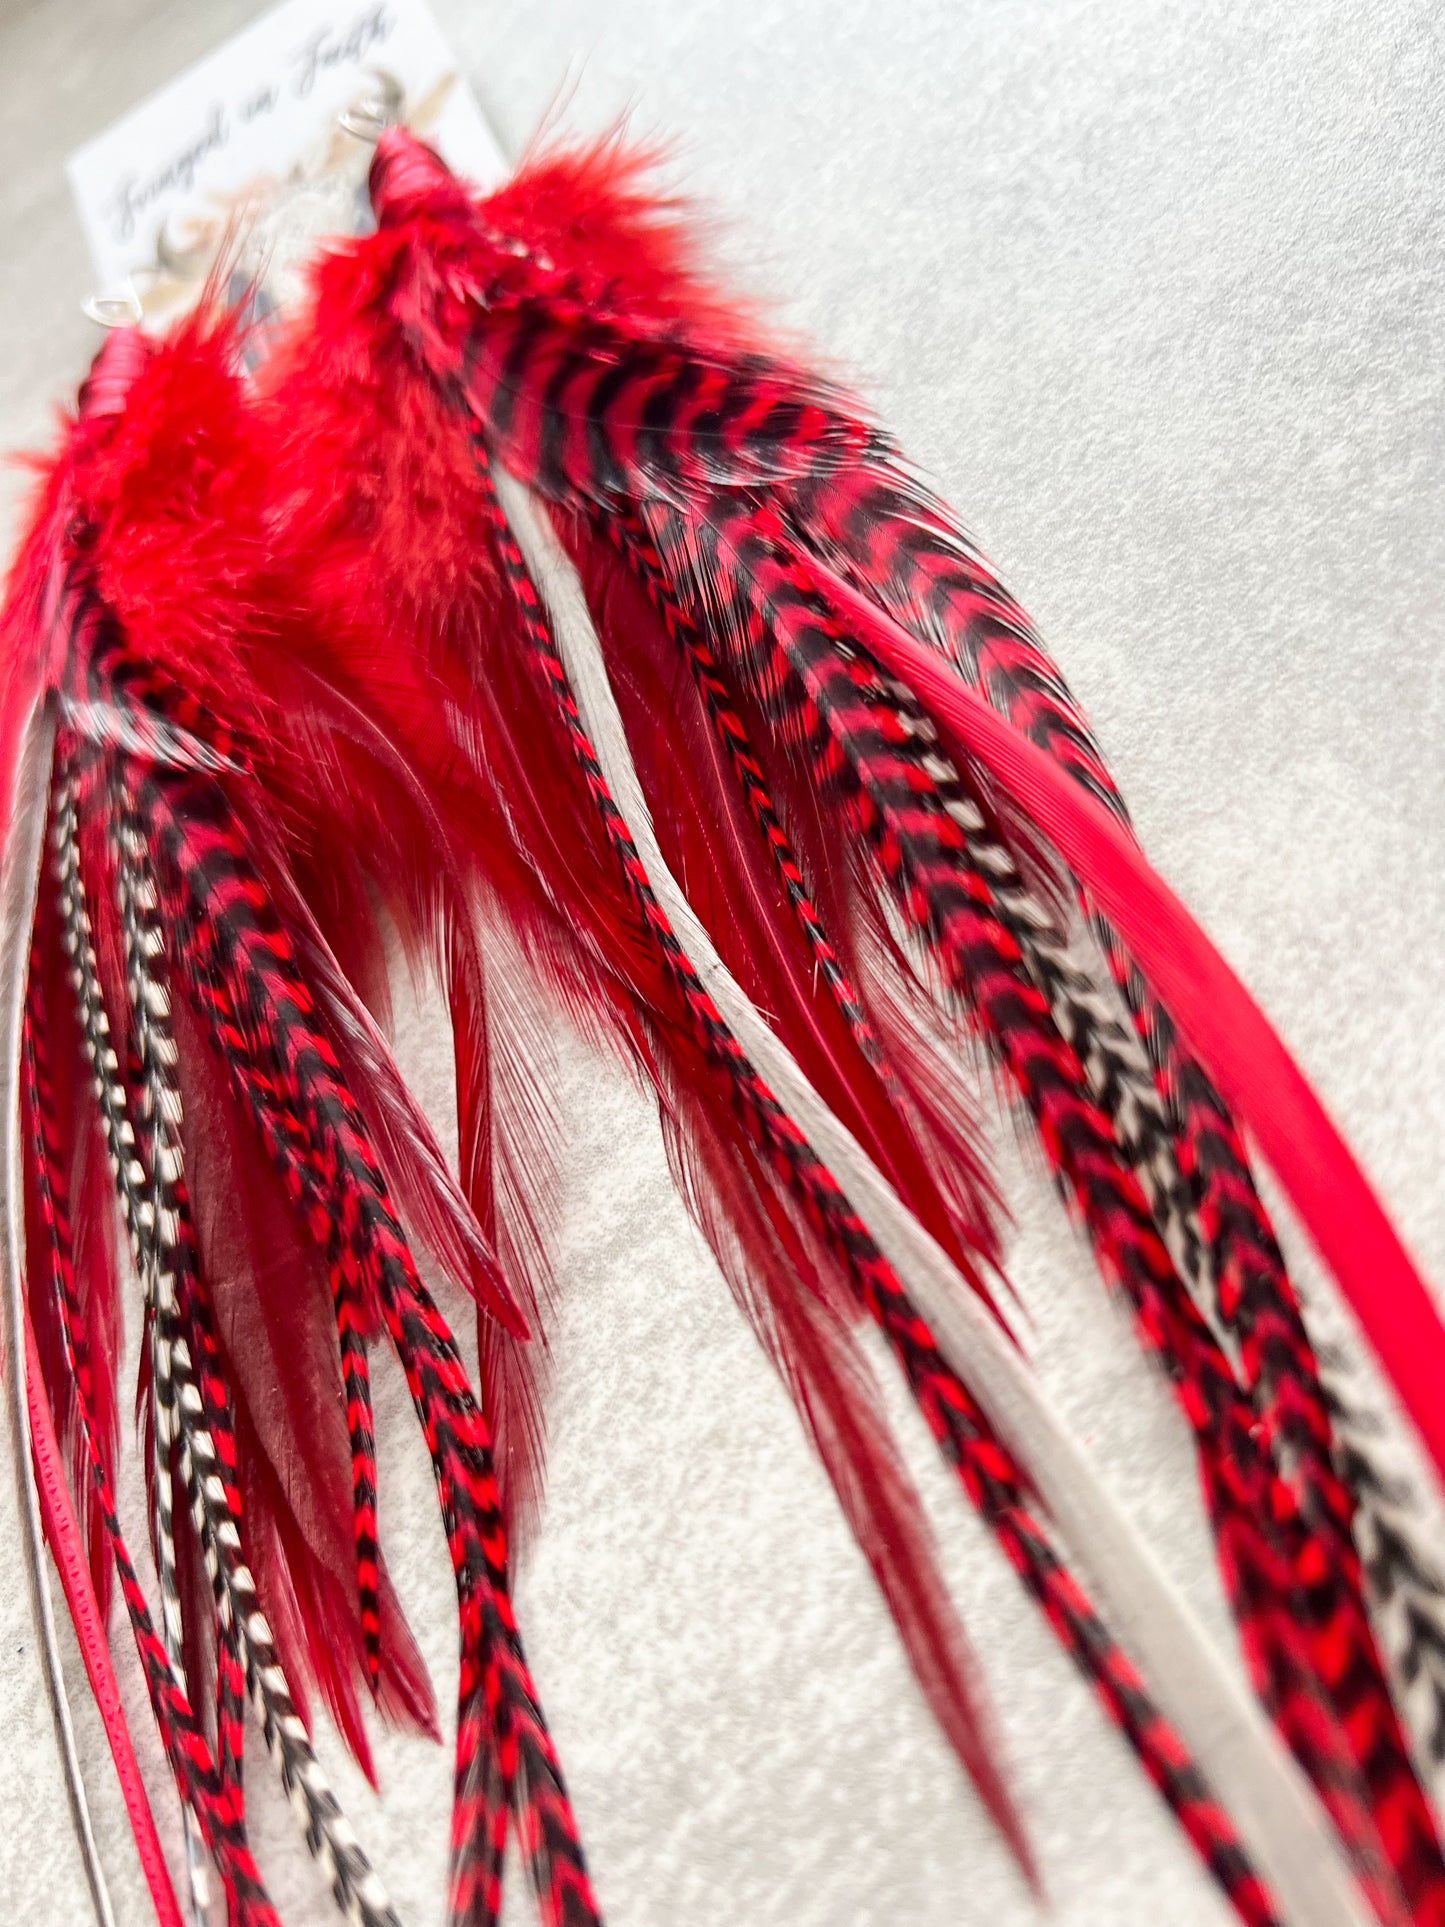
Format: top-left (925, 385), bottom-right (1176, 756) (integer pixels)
top-left (0, 2), bottom-right (1442, 1923)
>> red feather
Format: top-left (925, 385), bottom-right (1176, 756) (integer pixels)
top-left (23, 1308), bottom-right (185, 1927)
top-left (235, 126), bottom-right (1382, 1922)
top-left (255, 230), bottom-right (1039, 1883)
top-left (7, 113), bottom-right (1443, 1927)
top-left (312, 121), bottom-right (1445, 1923)
top-left (0, 312), bottom-right (597, 1927)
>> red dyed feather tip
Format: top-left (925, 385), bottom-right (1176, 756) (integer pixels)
top-left (6, 117), bottom-right (1445, 1927)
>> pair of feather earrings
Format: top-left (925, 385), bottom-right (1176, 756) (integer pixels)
top-left (4, 122), bottom-right (1445, 1927)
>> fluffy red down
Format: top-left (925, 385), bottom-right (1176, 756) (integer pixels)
top-left (472, 131), bottom-right (782, 352)
top-left (69, 316), bottom-right (271, 726)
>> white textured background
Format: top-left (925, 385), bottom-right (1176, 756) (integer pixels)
top-left (0, 2), bottom-right (1443, 1923)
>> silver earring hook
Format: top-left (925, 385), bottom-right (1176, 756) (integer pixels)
top-left (153, 213), bottom-right (211, 282)
top-left (81, 279), bottom-right (145, 329)
top-left (337, 68), bottom-right (404, 142)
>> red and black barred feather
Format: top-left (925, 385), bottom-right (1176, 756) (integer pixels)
top-left (229, 119), bottom-right (1425, 1926)
top-left (288, 121), bottom-right (1445, 1924)
top-left (255, 280), bottom-right (1045, 1888)
top-left (0, 314), bottom-right (600, 1927)
top-left (9, 115), bottom-right (1445, 1927)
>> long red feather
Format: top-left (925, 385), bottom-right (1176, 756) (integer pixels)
top-left (8, 113), bottom-right (1441, 1927)
top-left (23, 1309), bottom-right (184, 1927)
top-left (0, 314), bottom-right (600, 1927)
top-left (238, 130), bottom-right (1345, 1922)
top-left (339, 122), bottom-right (1445, 1922)
top-left (255, 282), bottom-right (1037, 1883)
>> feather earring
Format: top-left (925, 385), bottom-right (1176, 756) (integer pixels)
top-left (240, 122), bottom-right (1444, 1925)
top-left (4, 119), bottom-right (1443, 1927)
top-left (0, 315), bottom-right (601, 1927)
